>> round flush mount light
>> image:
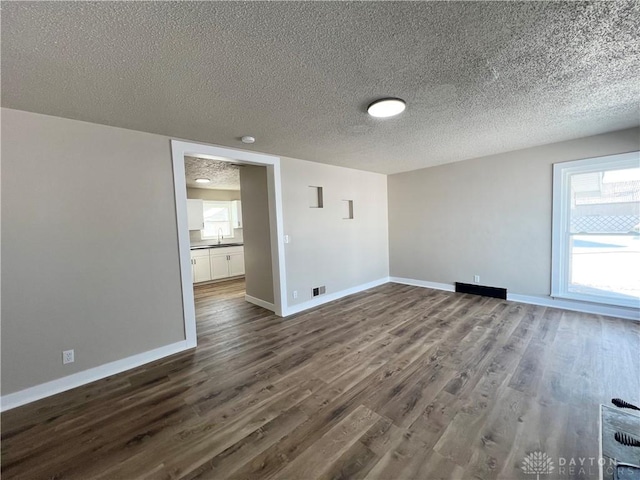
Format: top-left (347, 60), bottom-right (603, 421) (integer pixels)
top-left (195, 178), bottom-right (211, 184)
top-left (367, 98), bottom-right (406, 118)
top-left (241, 135), bottom-right (256, 144)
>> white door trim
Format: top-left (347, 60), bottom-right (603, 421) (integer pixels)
top-left (170, 140), bottom-right (287, 348)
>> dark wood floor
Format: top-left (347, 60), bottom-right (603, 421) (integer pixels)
top-left (2, 279), bottom-right (639, 479)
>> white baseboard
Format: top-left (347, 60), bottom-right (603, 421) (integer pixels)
top-left (507, 293), bottom-right (639, 321)
top-left (283, 277), bottom-right (390, 317)
top-left (245, 294), bottom-right (276, 312)
top-left (0, 340), bottom-right (192, 412)
top-left (0, 278), bottom-right (387, 411)
top-left (390, 276), bottom-right (638, 321)
top-left (389, 277), bottom-right (455, 292)
top-left (6, 277), bottom-right (634, 412)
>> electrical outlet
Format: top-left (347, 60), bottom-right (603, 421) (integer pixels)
top-left (293, 290), bottom-right (298, 299)
top-left (62, 349), bottom-right (75, 365)
top-left (474, 275), bottom-right (480, 283)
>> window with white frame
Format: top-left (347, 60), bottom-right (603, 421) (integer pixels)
top-left (551, 151), bottom-right (640, 308)
top-left (201, 201), bottom-right (233, 240)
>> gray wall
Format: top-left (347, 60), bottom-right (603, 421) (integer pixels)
top-left (186, 187), bottom-right (240, 201)
top-left (239, 165), bottom-right (274, 304)
top-left (1, 108), bottom-right (186, 395)
top-left (1, 109), bottom-right (391, 396)
top-left (280, 156), bottom-right (389, 305)
top-left (14, 106), bottom-right (629, 395)
top-left (388, 127), bottom-right (640, 296)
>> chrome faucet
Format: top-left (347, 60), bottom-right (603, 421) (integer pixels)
top-left (217, 228), bottom-right (224, 245)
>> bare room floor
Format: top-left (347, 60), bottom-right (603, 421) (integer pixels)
top-left (2, 279), bottom-right (639, 479)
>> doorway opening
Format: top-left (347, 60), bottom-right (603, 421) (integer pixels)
top-left (171, 140), bottom-right (287, 348)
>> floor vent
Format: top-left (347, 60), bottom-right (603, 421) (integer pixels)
top-left (455, 282), bottom-right (507, 300)
top-left (312, 286), bottom-right (326, 297)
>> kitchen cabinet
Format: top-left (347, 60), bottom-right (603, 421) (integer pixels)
top-left (187, 199), bottom-right (204, 231)
top-left (210, 246), bottom-right (245, 280)
top-left (228, 252), bottom-right (245, 276)
top-left (210, 254), bottom-right (230, 280)
top-left (191, 246), bottom-right (245, 284)
top-left (190, 248), bottom-right (211, 282)
top-left (231, 200), bottom-right (243, 229)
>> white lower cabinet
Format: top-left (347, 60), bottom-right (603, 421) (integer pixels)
top-left (228, 252), bottom-right (245, 276)
top-left (210, 246), bottom-right (245, 280)
top-left (192, 257), bottom-right (211, 283)
top-left (190, 249), bottom-right (212, 283)
top-left (210, 254), bottom-right (230, 280)
top-left (191, 246), bottom-right (245, 284)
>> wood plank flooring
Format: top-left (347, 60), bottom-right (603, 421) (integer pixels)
top-left (2, 279), bottom-right (639, 479)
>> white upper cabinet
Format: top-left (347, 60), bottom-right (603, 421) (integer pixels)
top-left (231, 200), bottom-right (243, 229)
top-left (187, 199), bottom-right (204, 231)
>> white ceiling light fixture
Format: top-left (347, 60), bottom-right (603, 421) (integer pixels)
top-left (195, 178), bottom-right (211, 184)
top-left (367, 98), bottom-right (406, 118)
top-left (241, 135), bottom-right (256, 144)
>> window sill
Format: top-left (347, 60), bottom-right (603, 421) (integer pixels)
top-left (552, 292), bottom-right (640, 310)
top-left (201, 234), bottom-right (235, 241)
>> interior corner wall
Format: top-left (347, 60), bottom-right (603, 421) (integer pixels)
top-left (239, 165), bottom-right (275, 304)
top-left (1, 108), bottom-right (186, 395)
top-left (280, 156), bottom-right (389, 306)
top-left (388, 127), bottom-right (640, 296)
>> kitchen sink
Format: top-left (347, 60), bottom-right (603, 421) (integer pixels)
top-left (190, 243), bottom-right (243, 250)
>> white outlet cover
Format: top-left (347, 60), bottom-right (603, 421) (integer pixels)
top-left (62, 349), bottom-right (75, 364)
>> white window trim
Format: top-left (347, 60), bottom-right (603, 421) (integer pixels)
top-left (551, 151), bottom-right (640, 309)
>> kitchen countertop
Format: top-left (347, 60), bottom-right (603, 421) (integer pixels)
top-left (190, 243), bottom-right (243, 250)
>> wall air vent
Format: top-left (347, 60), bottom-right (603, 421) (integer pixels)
top-left (312, 286), bottom-right (326, 297)
top-left (455, 282), bottom-right (507, 300)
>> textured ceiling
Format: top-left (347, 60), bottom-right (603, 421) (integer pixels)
top-left (184, 157), bottom-right (240, 190)
top-left (2, 2), bottom-right (639, 174)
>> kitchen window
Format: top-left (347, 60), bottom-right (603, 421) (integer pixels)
top-left (551, 151), bottom-right (640, 308)
top-left (201, 201), bottom-right (233, 240)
